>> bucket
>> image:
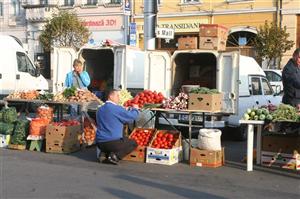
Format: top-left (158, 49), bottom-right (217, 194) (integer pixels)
top-left (182, 139), bottom-right (198, 161)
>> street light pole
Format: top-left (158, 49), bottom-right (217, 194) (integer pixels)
top-left (144, 0), bottom-right (157, 50)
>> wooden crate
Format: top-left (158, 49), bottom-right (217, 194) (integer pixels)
top-left (199, 36), bottom-right (227, 51)
top-left (8, 144), bottom-right (26, 150)
top-left (178, 37), bottom-right (198, 50)
top-left (199, 24), bottom-right (228, 39)
top-left (188, 93), bottom-right (223, 112)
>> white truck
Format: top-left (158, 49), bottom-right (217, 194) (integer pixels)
top-left (51, 47), bottom-right (281, 140)
top-left (0, 35), bottom-right (49, 99)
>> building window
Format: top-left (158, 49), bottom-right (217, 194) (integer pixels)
top-left (40, 0), bottom-right (48, 5)
top-left (0, 2), bottom-right (3, 16)
top-left (64, 0), bottom-right (74, 6)
top-left (226, 0), bottom-right (254, 3)
top-left (12, 0), bottom-right (21, 16)
top-left (183, 0), bottom-right (200, 4)
top-left (109, 0), bottom-right (121, 4)
top-left (86, 0), bottom-right (97, 5)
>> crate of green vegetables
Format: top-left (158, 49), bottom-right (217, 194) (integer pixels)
top-left (188, 87), bottom-right (222, 112)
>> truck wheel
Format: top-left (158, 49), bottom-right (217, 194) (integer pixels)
top-left (233, 125), bottom-right (247, 141)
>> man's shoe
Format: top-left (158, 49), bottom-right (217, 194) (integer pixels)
top-left (103, 153), bottom-right (119, 165)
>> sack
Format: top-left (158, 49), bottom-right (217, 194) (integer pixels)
top-left (198, 129), bottom-right (222, 151)
top-left (29, 118), bottom-right (50, 136)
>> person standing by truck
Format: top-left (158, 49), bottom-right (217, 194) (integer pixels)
top-left (282, 48), bottom-right (300, 108)
top-left (64, 59), bottom-right (91, 116)
top-left (96, 89), bottom-right (139, 165)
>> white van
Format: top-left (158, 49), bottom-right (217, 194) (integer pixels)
top-left (0, 35), bottom-right (49, 99)
top-left (154, 50), bottom-right (282, 140)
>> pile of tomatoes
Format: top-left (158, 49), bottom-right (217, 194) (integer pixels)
top-left (52, 120), bottom-right (80, 127)
top-left (151, 131), bottom-right (179, 149)
top-left (124, 90), bottom-right (165, 108)
top-left (130, 129), bottom-right (155, 147)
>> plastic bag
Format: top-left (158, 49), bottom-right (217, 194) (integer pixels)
top-left (198, 128), bottom-right (222, 151)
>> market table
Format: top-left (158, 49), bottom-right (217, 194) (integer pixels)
top-left (239, 120), bottom-right (264, 171)
top-left (143, 108), bottom-right (225, 161)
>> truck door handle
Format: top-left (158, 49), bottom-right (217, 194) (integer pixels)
top-left (268, 100), bottom-right (271, 103)
top-left (256, 101), bottom-right (259, 105)
top-left (16, 74), bottom-right (20, 79)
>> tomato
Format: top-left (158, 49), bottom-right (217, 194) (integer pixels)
top-left (157, 132), bottom-right (163, 138)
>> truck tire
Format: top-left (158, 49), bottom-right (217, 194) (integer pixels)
top-left (233, 125), bottom-right (247, 141)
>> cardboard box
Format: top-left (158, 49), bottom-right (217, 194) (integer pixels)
top-left (199, 24), bottom-right (228, 39)
top-left (0, 134), bottom-right (11, 148)
top-left (199, 36), bottom-right (227, 51)
top-left (46, 124), bottom-right (81, 153)
top-left (123, 128), bottom-right (156, 162)
top-left (262, 135), bottom-right (300, 154)
top-left (178, 37), bottom-right (198, 50)
top-left (190, 147), bottom-right (225, 168)
top-left (146, 130), bottom-right (182, 165)
top-left (261, 151), bottom-right (300, 170)
top-left (188, 93), bottom-right (222, 112)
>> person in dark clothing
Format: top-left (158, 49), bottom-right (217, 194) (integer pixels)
top-left (96, 89), bottom-right (139, 165)
top-left (282, 48), bottom-right (300, 107)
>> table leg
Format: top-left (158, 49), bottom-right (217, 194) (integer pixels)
top-left (247, 124), bottom-right (254, 171)
top-left (188, 112), bottom-right (192, 162)
top-left (256, 125), bottom-right (262, 165)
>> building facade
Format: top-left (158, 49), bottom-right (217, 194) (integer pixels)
top-left (133, 0), bottom-right (300, 68)
top-left (0, 0), bottom-right (27, 44)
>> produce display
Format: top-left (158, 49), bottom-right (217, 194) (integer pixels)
top-left (36, 105), bottom-right (54, 122)
top-left (243, 107), bottom-right (272, 121)
top-left (129, 128), bottom-right (155, 146)
top-left (190, 87), bottom-right (220, 94)
top-left (29, 118), bottom-right (50, 136)
top-left (270, 104), bottom-right (300, 122)
top-left (10, 119), bottom-right (30, 146)
top-left (124, 90), bottom-right (165, 108)
top-left (82, 118), bottom-right (96, 145)
top-left (0, 122), bottom-right (15, 135)
top-left (37, 92), bottom-right (54, 101)
top-left (68, 89), bottom-right (100, 103)
top-left (119, 89), bottom-right (133, 106)
top-left (162, 92), bottom-right (188, 110)
top-left (150, 131), bottom-right (179, 149)
top-left (7, 90), bottom-right (39, 100)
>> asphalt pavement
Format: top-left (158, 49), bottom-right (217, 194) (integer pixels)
top-left (0, 140), bottom-right (299, 199)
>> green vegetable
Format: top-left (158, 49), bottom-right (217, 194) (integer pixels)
top-left (2, 107), bottom-right (18, 123)
top-left (247, 108), bottom-right (252, 114)
top-left (243, 113), bottom-right (250, 120)
top-left (10, 119), bottom-right (29, 145)
top-left (266, 114), bottom-right (273, 121)
top-left (256, 109), bottom-right (263, 115)
top-left (190, 87), bottom-right (220, 94)
top-left (259, 114), bottom-right (266, 121)
top-left (250, 111), bottom-right (256, 117)
top-left (63, 86), bottom-right (76, 98)
top-left (0, 122), bottom-right (15, 135)
top-left (271, 104), bottom-right (299, 122)
top-left (37, 92), bottom-right (54, 101)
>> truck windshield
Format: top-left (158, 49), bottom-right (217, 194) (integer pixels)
top-left (16, 52), bottom-right (36, 76)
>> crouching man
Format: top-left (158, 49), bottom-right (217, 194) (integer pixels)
top-left (96, 89), bottom-right (139, 165)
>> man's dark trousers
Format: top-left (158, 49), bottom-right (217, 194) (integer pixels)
top-left (97, 137), bottom-right (137, 159)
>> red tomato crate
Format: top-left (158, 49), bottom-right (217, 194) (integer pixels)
top-left (123, 128), bottom-right (156, 162)
top-left (146, 130), bottom-right (183, 165)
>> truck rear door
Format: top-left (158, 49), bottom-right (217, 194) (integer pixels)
top-left (51, 47), bottom-right (77, 93)
top-left (144, 51), bottom-right (171, 97)
top-left (217, 52), bottom-right (239, 114)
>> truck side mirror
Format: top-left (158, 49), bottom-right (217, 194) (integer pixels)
top-left (35, 67), bottom-right (41, 77)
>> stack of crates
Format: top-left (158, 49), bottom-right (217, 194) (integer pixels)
top-left (199, 24), bottom-right (228, 51)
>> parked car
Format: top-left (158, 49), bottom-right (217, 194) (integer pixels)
top-left (263, 69), bottom-right (283, 94)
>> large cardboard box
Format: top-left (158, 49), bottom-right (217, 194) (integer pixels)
top-left (123, 128), bottom-right (156, 163)
top-left (188, 93), bottom-right (222, 112)
top-left (146, 130), bottom-right (182, 165)
top-left (199, 36), bottom-right (226, 51)
top-left (262, 135), bottom-right (300, 154)
top-left (261, 151), bottom-right (300, 170)
top-left (190, 147), bottom-right (225, 168)
top-left (178, 37), bottom-right (198, 50)
top-left (199, 24), bottom-right (228, 39)
top-left (46, 124), bottom-right (81, 153)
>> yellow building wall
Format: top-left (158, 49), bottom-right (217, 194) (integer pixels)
top-left (134, 0), bottom-right (276, 14)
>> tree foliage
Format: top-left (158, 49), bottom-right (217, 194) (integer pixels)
top-left (253, 21), bottom-right (294, 68)
top-left (39, 11), bottom-right (90, 51)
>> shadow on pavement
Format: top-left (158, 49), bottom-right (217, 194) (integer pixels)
top-left (115, 174), bottom-right (227, 199)
top-left (102, 187), bottom-right (146, 199)
top-left (225, 160), bottom-right (300, 179)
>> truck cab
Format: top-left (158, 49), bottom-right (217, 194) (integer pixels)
top-left (0, 35), bottom-right (49, 99)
